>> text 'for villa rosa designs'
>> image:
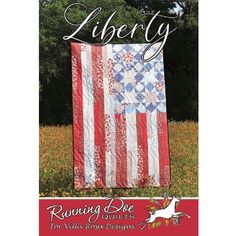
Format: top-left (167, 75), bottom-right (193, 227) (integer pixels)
top-left (63, 3), bottom-right (177, 62)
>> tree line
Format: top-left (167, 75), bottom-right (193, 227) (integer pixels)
top-left (39, 0), bottom-right (198, 125)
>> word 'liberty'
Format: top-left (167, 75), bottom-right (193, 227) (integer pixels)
top-left (63, 3), bottom-right (177, 62)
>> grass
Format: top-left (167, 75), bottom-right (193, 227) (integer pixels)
top-left (39, 121), bottom-right (198, 197)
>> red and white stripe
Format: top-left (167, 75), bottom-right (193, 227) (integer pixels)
top-left (71, 43), bottom-right (170, 189)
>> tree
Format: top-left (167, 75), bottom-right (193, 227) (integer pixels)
top-left (125, 0), bottom-right (198, 121)
top-left (39, 0), bottom-right (198, 124)
top-left (39, 0), bottom-right (146, 124)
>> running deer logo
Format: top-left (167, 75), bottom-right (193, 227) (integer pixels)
top-left (139, 195), bottom-right (191, 230)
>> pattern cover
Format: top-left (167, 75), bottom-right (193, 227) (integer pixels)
top-left (71, 42), bottom-right (170, 188)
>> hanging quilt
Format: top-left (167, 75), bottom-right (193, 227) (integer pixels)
top-left (71, 43), bottom-right (170, 189)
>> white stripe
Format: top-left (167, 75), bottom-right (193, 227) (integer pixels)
top-left (108, 44), bottom-right (117, 187)
top-left (147, 112), bottom-right (160, 186)
top-left (81, 45), bottom-right (95, 186)
top-left (103, 45), bottom-right (112, 187)
top-left (126, 113), bottom-right (138, 187)
top-left (103, 44), bottom-right (116, 187)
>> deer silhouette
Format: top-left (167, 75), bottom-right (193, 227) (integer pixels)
top-left (140, 196), bottom-right (191, 230)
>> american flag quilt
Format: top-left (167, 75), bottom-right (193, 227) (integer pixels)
top-left (71, 43), bottom-right (170, 189)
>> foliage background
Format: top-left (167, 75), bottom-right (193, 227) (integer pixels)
top-left (39, 0), bottom-right (198, 197)
top-left (39, 0), bottom-right (198, 124)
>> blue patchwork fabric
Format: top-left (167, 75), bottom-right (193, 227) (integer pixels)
top-left (112, 44), bottom-right (166, 114)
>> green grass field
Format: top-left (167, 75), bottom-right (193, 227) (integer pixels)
top-left (39, 122), bottom-right (198, 197)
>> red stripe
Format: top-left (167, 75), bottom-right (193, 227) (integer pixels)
top-left (71, 43), bottom-right (85, 188)
top-left (115, 114), bottom-right (127, 187)
top-left (157, 112), bottom-right (170, 186)
top-left (136, 113), bottom-right (149, 186)
top-left (92, 46), bottom-right (106, 188)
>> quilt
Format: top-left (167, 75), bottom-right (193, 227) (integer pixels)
top-left (71, 43), bottom-right (170, 188)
